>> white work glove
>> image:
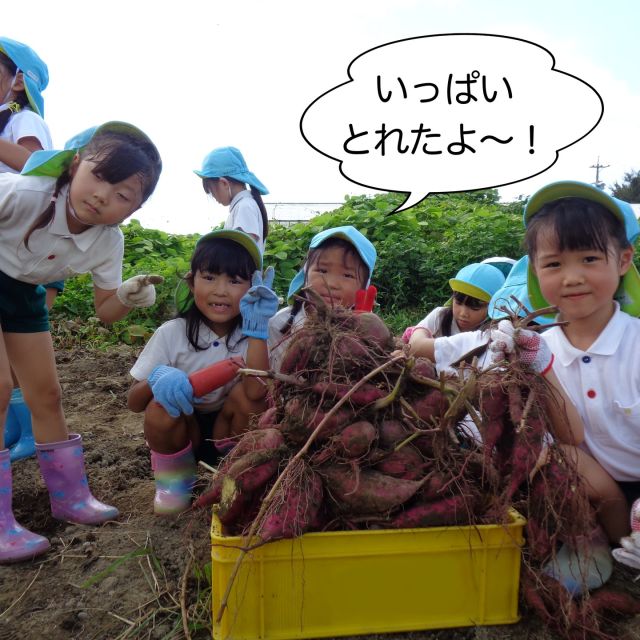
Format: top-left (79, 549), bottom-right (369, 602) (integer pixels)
top-left (489, 319), bottom-right (553, 375)
top-left (612, 499), bottom-right (640, 570)
top-left (116, 274), bottom-right (163, 308)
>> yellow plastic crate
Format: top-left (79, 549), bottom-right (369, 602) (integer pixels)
top-left (211, 510), bottom-right (525, 640)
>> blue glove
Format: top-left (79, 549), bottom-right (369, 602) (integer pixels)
top-left (147, 365), bottom-right (194, 418)
top-left (240, 266), bottom-right (279, 340)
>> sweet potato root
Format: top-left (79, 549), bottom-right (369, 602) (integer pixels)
top-left (373, 444), bottom-right (425, 480)
top-left (390, 495), bottom-right (469, 529)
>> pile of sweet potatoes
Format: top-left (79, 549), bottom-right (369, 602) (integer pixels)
top-left (200, 299), bottom-right (636, 639)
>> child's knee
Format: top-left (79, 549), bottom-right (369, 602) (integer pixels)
top-left (144, 401), bottom-right (181, 434)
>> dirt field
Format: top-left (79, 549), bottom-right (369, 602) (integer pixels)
top-left (0, 346), bottom-right (639, 640)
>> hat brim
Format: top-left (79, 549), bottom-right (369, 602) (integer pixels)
top-left (24, 79), bottom-right (44, 117)
top-left (21, 121), bottom-right (157, 178)
top-left (193, 169), bottom-right (269, 195)
top-left (449, 279), bottom-right (492, 303)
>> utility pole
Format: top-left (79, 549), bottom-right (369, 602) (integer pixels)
top-left (590, 156), bottom-right (609, 190)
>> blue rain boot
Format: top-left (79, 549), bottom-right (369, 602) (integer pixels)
top-left (3, 391), bottom-right (21, 449)
top-left (8, 389), bottom-right (35, 462)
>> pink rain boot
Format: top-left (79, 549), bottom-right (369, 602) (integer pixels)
top-left (150, 442), bottom-right (196, 516)
top-left (0, 449), bottom-right (50, 563)
top-left (36, 434), bottom-right (119, 525)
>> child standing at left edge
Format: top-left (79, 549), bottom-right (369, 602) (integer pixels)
top-left (0, 121), bottom-right (163, 563)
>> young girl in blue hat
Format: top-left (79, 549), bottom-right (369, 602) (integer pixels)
top-left (0, 36), bottom-right (51, 174)
top-left (195, 146), bottom-right (269, 251)
top-left (0, 121), bottom-right (163, 563)
top-left (0, 37), bottom-right (57, 460)
top-left (403, 262), bottom-right (505, 351)
top-left (268, 226), bottom-right (377, 372)
top-left (127, 230), bottom-right (279, 516)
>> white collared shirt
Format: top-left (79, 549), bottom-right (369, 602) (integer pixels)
top-left (130, 318), bottom-right (249, 413)
top-left (416, 306), bottom-right (463, 337)
top-left (0, 174), bottom-right (124, 289)
top-left (542, 304), bottom-right (640, 481)
top-left (0, 107), bottom-right (53, 174)
top-left (225, 190), bottom-right (264, 251)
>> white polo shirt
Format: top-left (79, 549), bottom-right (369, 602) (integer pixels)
top-left (542, 304), bottom-right (640, 481)
top-left (0, 107), bottom-right (53, 174)
top-left (225, 190), bottom-right (264, 251)
top-left (130, 318), bottom-right (249, 413)
top-left (0, 174), bottom-right (124, 289)
top-left (268, 305), bottom-right (307, 372)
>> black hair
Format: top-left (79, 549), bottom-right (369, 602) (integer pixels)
top-left (0, 51), bottom-right (30, 136)
top-left (525, 197), bottom-right (630, 260)
top-left (202, 177), bottom-right (269, 241)
top-left (281, 237), bottom-right (370, 334)
top-left (24, 130), bottom-right (162, 248)
top-left (435, 293), bottom-right (489, 337)
top-left (179, 238), bottom-right (255, 351)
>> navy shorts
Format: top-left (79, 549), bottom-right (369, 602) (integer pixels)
top-left (193, 409), bottom-right (220, 467)
top-left (0, 271), bottom-right (49, 333)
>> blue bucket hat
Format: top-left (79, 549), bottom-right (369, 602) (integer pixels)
top-left (524, 180), bottom-right (640, 319)
top-left (21, 121), bottom-right (159, 178)
top-left (488, 256), bottom-right (553, 325)
top-left (287, 226), bottom-right (377, 302)
top-left (194, 147), bottom-right (268, 195)
top-left (448, 263), bottom-right (506, 304)
top-left (480, 256), bottom-right (516, 278)
top-left (0, 37), bottom-right (48, 117)
top-left (175, 229), bottom-right (263, 313)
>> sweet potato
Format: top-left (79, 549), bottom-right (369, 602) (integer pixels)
top-left (336, 421), bottom-right (377, 458)
top-left (257, 406), bottom-right (279, 429)
top-left (378, 419), bottom-right (410, 449)
top-left (224, 449), bottom-right (283, 494)
top-left (504, 412), bottom-right (545, 500)
top-left (416, 471), bottom-right (451, 502)
top-left (409, 389), bottom-right (448, 425)
top-left (408, 357), bottom-right (437, 383)
top-left (311, 381), bottom-right (386, 406)
top-left (373, 445), bottom-right (425, 480)
top-left (479, 381), bottom-right (508, 465)
top-left (320, 464), bottom-right (423, 514)
top-left (583, 589), bottom-right (640, 616)
top-left (192, 428), bottom-right (284, 509)
top-left (390, 495), bottom-right (469, 529)
top-left (283, 399), bottom-right (352, 443)
top-left (259, 468), bottom-right (324, 542)
top-left (351, 312), bottom-right (393, 351)
top-left (279, 333), bottom-right (313, 374)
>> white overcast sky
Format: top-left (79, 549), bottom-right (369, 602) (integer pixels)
top-left (7, 0), bottom-right (640, 234)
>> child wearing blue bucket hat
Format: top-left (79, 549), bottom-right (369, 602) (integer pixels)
top-left (195, 146), bottom-right (269, 251)
top-left (0, 37), bottom-right (52, 174)
top-left (268, 226), bottom-right (377, 372)
top-left (0, 121), bottom-right (163, 563)
top-left (403, 262), bottom-right (505, 351)
top-left (493, 180), bottom-right (640, 576)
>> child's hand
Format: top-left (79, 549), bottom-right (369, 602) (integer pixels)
top-left (240, 266), bottom-right (279, 340)
top-left (117, 274), bottom-right (164, 308)
top-left (147, 365), bottom-right (194, 418)
top-left (489, 319), bottom-right (553, 375)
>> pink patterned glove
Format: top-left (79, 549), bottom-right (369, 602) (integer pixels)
top-left (489, 319), bottom-right (554, 375)
top-left (612, 498), bottom-right (640, 570)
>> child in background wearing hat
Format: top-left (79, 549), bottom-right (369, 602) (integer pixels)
top-left (269, 226), bottom-right (377, 372)
top-left (403, 263), bottom-right (505, 352)
top-left (496, 181), bottom-right (640, 573)
top-left (0, 37), bottom-right (59, 461)
top-left (0, 121), bottom-right (163, 563)
top-left (127, 231), bottom-right (279, 516)
top-left (195, 146), bottom-right (269, 251)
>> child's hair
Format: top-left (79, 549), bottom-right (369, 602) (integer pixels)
top-left (179, 238), bottom-right (255, 350)
top-left (24, 130), bottom-right (162, 248)
top-left (0, 51), bottom-right (29, 135)
top-left (525, 197), bottom-right (630, 259)
top-left (281, 237), bottom-right (370, 334)
top-left (202, 177), bottom-right (269, 241)
top-left (438, 292), bottom-right (489, 337)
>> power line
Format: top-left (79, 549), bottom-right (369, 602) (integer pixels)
top-left (590, 156), bottom-right (610, 190)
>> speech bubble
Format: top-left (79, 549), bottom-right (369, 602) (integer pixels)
top-left (300, 34), bottom-right (604, 212)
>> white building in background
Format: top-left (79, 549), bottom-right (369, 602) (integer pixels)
top-left (265, 202), bottom-right (343, 227)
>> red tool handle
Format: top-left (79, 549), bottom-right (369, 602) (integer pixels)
top-left (354, 285), bottom-right (378, 313)
top-left (188, 357), bottom-right (245, 397)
